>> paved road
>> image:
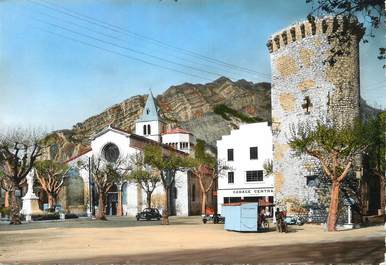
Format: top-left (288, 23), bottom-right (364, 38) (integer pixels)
top-left (34, 237), bottom-right (384, 264)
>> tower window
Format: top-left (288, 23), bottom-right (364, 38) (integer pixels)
top-left (143, 125), bottom-right (147, 135)
top-left (146, 108), bottom-right (150, 115)
top-left (302, 96), bottom-right (312, 114)
top-left (147, 124), bottom-right (151, 135)
top-left (306, 175), bottom-right (319, 187)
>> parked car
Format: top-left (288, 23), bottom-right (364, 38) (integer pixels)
top-left (136, 208), bottom-right (162, 221)
top-left (284, 216), bottom-right (306, 226)
top-left (202, 214), bottom-right (225, 224)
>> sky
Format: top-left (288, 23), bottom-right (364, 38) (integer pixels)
top-left (0, 0), bottom-right (385, 131)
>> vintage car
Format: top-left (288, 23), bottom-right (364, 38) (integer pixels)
top-left (136, 208), bottom-right (162, 221)
top-left (284, 216), bottom-right (305, 226)
top-left (202, 214), bottom-right (225, 224)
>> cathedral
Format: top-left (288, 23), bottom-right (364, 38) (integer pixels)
top-left (62, 92), bottom-right (208, 217)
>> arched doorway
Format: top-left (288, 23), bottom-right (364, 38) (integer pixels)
top-left (106, 184), bottom-right (118, 216)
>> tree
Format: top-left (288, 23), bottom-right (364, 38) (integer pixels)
top-left (85, 157), bottom-right (128, 220)
top-left (143, 144), bottom-right (190, 225)
top-left (263, 159), bottom-right (273, 176)
top-left (0, 129), bottom-right (44, 224)
top-left (34, 160), bottom-right (70, 209)
top-left (127, 152), bottom-right (160, 208)
top-left (288, 120), bottom-right (369, 231)
top-left (0, 169), bottom-right (12, 208)
top-left (366, 112), bottom-right (386, 211)
top-left (190, 139), bottom-right (228, 215)
top-left (306, 0), bottom-right (385, 66)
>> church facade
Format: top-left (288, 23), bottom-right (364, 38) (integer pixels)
top-left (63, 92), bottom-right (203, 217)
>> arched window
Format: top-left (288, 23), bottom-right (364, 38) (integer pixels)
top-left (143, 125), bottom-right (147, 135)
top-left (146, 108), bottom-right (150, 115)
top-left (147, 124), bottom-right (151, 135)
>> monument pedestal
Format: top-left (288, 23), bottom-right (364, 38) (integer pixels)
top-left (21, 193), bottom-right (43, 221)
top-left (20, 168), bottom-right (43, 222)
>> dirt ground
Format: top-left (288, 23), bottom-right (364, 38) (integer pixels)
top-left (0, 216), bottom-right (384, 264)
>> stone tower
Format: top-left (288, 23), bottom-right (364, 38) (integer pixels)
top-left (266, 16), bottom-right (363, 204)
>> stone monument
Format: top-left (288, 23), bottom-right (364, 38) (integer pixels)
top-left (21, 168), bottom-right (43, 221)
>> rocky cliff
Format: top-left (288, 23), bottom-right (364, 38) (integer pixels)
top-left (43, 77), bottom-right (271, 161)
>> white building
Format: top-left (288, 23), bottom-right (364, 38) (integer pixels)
top-left (162, 128), bottom-right (196, 153)
top-left (65, 92), bottom-right (200, 217)
top-left (216, 122), bottom-right (274, 215)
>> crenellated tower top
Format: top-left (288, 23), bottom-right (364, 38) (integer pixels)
top-left (266, 16), bottom-right (364, 53)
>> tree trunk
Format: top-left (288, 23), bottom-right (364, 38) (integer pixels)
top-left (327, 181), bottom-right (341, 232)
top-left (10, 188), bottom-right (21, 225)
top-left (379, 174), bottom-right (385, 214)
top-left (162, 187), bottom-right (170, 225)
top-left (47, 193), bottom-right (56, 209)
top-left (116, 189), bottom-right (123, 216)
top-left (4, 191), bottom-right (9, 208)
top-left (146, 191), bottom-right (152, 208)
top-left (96, 192), bottom-right (107, 221)
top-left (201, 191), bottom-right (207, 216)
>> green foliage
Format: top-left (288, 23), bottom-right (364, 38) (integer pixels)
top-left (193, 139), bottom-right (216, 168)
top-left (127, 152), bottom-right (160, 193)
top-left (0, 207), bottom-right (11, 216)
top-left (144, 144), bottom-right (191, 181)
top-left (263, 159), bottom-right (273, 176)
top-left (365, 112), bottom-right (386, 174)
top-left (29, 213), bottom-right (78, 221)
top-left (289, 119), bottom-right (369, 160)
top-left (213, 104), bottom-right (260, 123)
top-left (34, 160), bottom-right (70, 179)
top-left (306, 0), bottom-right (384, 66)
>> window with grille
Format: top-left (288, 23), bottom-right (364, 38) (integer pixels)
top-left (246, 170), bottom-right (263, 182)
top-left (228, 172), bottom-right (234, 184)
top-left (250, 147), bottom-right (258, 160)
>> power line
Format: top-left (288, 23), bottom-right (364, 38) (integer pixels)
top-left (33, 8), bottom-right (250, 80)
top-left (32, 16), bottom-right (235, 78)
top-left (35, 27), bottom-right (212, 81)
top-left (29, 0), bottom-right (271, 79)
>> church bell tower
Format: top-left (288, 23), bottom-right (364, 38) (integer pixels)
top-left (135, 91), bottom-right (165, 142)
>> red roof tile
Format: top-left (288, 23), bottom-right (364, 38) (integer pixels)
top-left (162, 127), bottom-right (191, 135)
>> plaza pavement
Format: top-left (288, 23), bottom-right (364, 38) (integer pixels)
top-left (0, 216), bottom-right (384, 264)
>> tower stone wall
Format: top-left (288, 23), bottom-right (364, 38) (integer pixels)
top-left (267, 16), bottom-right (363, 204)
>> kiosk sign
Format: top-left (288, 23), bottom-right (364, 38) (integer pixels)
top-left (231, 188), bottom-right (274, 196)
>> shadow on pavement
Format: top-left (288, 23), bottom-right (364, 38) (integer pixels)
top-left (28, 237), bottom-right (384, 265)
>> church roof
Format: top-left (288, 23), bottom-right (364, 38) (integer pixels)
top-left (137, 92), bottom-right (163, 123)
top-left (162, 127), bottom-right (192, 135)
